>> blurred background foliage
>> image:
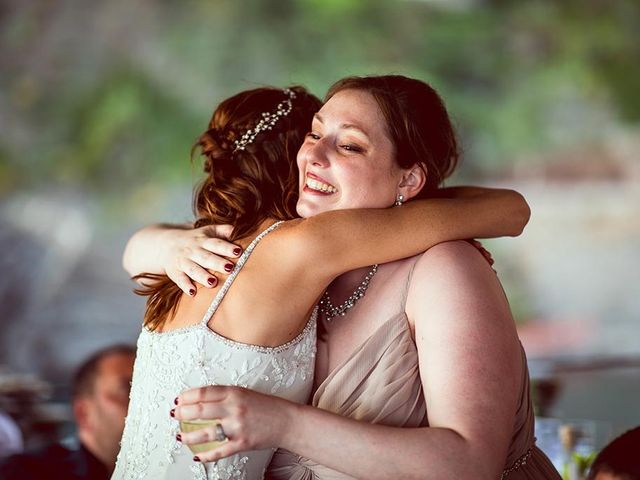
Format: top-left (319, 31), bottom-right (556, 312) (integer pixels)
top-left (2, 0), bottom-right (639, 201)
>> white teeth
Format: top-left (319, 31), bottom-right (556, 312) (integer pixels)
top-left (306, 178), bottom-right (337, 193)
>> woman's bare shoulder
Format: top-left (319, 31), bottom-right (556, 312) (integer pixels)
top-left (411, 240), bottom-right (490, 278)
top-left (406, 240), bottom-right (507, 321)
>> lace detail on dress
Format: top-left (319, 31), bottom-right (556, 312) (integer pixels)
top-left (206, 455), bottom-right (249, 479)
top-left (191, 463), bottom-right (207, 480)
top-left (112, 221), bottom-right (317, 480)
top-left (268, 333), bottom-right (316, 393)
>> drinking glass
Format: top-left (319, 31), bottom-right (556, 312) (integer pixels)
top-left (180, 419), bottom-right (228, 454)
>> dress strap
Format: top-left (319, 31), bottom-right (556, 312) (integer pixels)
top-left (400, 255), bottom-right (422, 310)
top-left (199, 221), bottom-right (284, 326)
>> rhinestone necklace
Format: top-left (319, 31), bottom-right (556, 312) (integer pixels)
top-left (318, 264), bottom-right (378, 321)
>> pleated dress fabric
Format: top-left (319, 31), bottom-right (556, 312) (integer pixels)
top-left (267, 255), bottom-right (560, 479)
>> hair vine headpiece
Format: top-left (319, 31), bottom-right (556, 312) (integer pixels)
top-left (233, 88), bottom-right (297, 153)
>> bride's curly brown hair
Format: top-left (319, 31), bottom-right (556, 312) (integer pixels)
top-left (136, 86), bottom-right (322, 331)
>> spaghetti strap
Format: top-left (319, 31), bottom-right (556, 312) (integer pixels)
top-left (199, 221), bottom-right (284, 327)
top-left (400, 255), bottom-right (421, 309)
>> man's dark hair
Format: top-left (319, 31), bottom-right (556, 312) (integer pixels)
top-left (588, 426), bottom-right (640, 480)
top-left (71, 345), bottom-right (135, 399)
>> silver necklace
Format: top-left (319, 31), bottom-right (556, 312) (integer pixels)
top-left (318, 264), bottom-right (378, 321)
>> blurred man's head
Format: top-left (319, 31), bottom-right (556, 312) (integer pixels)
top-left (588, 427), bottom-right (640, 480)
top-left (71, 345), bottom-right (135, 472)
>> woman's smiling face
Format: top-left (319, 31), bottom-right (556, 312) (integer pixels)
top-left (295, 89), bottom-right (406, 218)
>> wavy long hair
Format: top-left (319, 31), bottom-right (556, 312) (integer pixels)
top-left (136, 86), bottom-right (322, 331)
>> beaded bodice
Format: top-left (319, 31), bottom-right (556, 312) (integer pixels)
top-left (112, 222), bottom-right (317, 480)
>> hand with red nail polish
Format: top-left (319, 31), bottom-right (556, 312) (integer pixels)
top-left (173, 385), bottom-right (290, 465)
top-left (123, 223), bottom-right (236, 295)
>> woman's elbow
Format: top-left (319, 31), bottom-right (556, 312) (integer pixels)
top-left (122, 233), bottom-right (140, 277)
top-left (509, 191), bottom-right (531, 237)
top-left (122, 243), bottom-right (134, 277)
top-left (450, 450), bottom-right (505, 480)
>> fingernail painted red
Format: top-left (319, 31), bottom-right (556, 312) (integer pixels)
top-left (170, 409), bottom-right (175, 418)
top-left (207, 277), bottom-right (217, 286)
top-left (193, 456), bottom-right (200, 462)
top-left (233, 247), bottom-right (242, 256)
top-left (189, 288), bottom-right (196, 296)
top-left (224, 263), bottom-right (233, 272)
top-left (176, 433), bottom-right (182, 441)
top-left (174, 397), bottom-right (179, 405)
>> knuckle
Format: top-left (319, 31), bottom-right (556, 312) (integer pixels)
top-left (234, 404), bottom-right (248, 420)
top-left (188, 264), bottom-right (198, 276)
top-left (203, 252), bottom-right (219, 265)
top-left (227, 387), bottom-right (243, 403)
top-left (226, 388), bottom-right (237, 401)
top-left (196, 387), bottom-right (207, 402)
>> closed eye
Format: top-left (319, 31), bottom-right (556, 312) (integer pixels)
top-left (340, 144), bottom-right (364, 153)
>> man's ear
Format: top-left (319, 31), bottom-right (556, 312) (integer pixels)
top-left (73, 397), bottom-right (91, 431)
top-left (398, 163), bottom-right (427, 200)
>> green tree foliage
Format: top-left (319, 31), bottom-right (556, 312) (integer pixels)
top-left (0, 0), bottom-right (637, 195)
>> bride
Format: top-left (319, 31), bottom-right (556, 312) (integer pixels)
top-left (115, 81), bottom-right (531, 479)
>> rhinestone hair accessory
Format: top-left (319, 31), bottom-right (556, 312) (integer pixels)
top-left (233, 88), bottom-right (297, 153)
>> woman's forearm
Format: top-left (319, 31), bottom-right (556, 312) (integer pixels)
top-left (175, 386), bottom-right (496, 479)
top-left (280, 402), bottom-right (494, 480)
top-left (299, 187), bottom-right (530, 277)
top-left (416, 188), bottom-right (530, 239)
top-left (468, 188), bottom-right (530, 237)
top-left (437, 186), bottom-right (530, 235)
top-left (122, 223), bottom-right (191, 278)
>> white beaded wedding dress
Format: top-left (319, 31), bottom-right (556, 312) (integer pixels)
top-left (112, 222), bottom-right (317, 480)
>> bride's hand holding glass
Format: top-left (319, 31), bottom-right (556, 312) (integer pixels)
top-left (172, 385), bottom-right (293, 462)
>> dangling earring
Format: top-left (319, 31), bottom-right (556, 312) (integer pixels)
top-left (394, 194), bottom-right (404, 207)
